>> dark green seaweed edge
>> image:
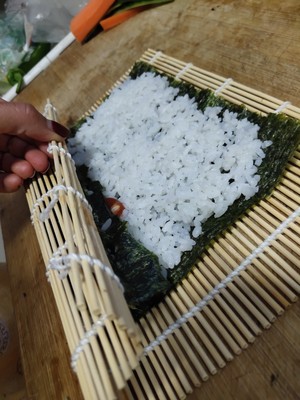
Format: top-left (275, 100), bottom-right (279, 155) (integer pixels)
top-left (129, 61), bottom-right (300, 284)
top-left (70, 61), bottom-right (300, 318)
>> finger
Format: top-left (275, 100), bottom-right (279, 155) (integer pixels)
top-left (4, 137), bottom-right (51, 174)
top-left (0, 134), bottom-right (10, 152)
top-left (0, 172), bottom-right (23, 193)
top-left (38, 142), bottom-right (53, 157)
top-left (1, 153), bottom-right (34, 179)
top-left (0, 101), bottom-right (69, 142)
top-left (6, 136), bottom-right (29, 158)
top-left (2, 148), bottom-right (50, 176)
top-left (8, 137), bottom-right (53, 161)
top-left (24, 147), bottom-right (50, 173)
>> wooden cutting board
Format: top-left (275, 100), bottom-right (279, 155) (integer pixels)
top-left (1, 0), bottom-right (300, 398)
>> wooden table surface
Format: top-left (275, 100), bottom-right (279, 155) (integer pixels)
top-left (1, 0), bottom-right (300, 399)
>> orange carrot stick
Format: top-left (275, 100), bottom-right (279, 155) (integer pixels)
top-left (100, 6), bottom-right (147, 31)
top-left (70, 0), bottom-right (116, 42)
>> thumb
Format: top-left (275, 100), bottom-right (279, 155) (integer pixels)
top-left (0, 100), bottom-right (69, 142)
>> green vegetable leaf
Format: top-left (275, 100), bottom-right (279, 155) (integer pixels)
top-left (108, 0), bottom-right (174, 14)
top-left (6, 43), bottom-right (51, 93)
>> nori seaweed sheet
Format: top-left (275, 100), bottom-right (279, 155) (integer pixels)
top-left (71, 61), bottom-right (300, 319)
top-left (76, 165), bottom-right (172, 319)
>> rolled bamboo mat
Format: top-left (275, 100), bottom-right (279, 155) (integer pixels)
top-left (26, 101), bottom-right (143, 400)
top-left (26, 49), bottom-right (300, 399)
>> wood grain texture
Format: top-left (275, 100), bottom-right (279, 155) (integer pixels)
top-left (0, 263), bottom-right (26, 399)
top-left (15, 0), bottom-right (300, 121)
top-left (189, 305), bottom-right (300, 400)
top-left (0, 190), bottom-right (84, 400)
top-left (1, 0), bottom-right (300, 398)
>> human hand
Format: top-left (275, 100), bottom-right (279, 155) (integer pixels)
top-left (0, 99), bottom-right (69, 193)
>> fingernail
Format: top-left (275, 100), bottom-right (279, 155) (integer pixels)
top-left (41, 162), bottom-right (51, 174)
top-left (29, 171), bottom-right (36, 179)
top-left (47, 120), bottom-right (70, 138)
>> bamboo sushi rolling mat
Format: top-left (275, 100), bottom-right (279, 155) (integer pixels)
top-left (22, 49), bottom-right (300, 400)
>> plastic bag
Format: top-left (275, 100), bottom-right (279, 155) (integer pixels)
top-left (6, 0), bottom-right (87, 43)
top-left (0, 11), bottom-right (26, 93)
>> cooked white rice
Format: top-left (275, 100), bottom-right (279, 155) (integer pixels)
top-left (68, 72), bottom-right (272, 269)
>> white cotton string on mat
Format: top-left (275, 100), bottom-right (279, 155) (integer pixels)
top-left (46, 241), bottom-right (69, 280)
top-left (143, 204), bottom-right (300, 354)
top-left (47, 143), bottom-right (75, 165)
top-left (175, 63), bottom-right (193, 80)
top-left (31, 184), bottom-right (92, 222)
top-left (215, 77), bottom-right (234, 95)
top-left (274, 101), bottom-right (291, 114)
top-left (47, 252), bottom-right (124, 291)
top-left (148, 50), bottom-right (162, 64)
top-left (71, 315), bottom-right (109, 371)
